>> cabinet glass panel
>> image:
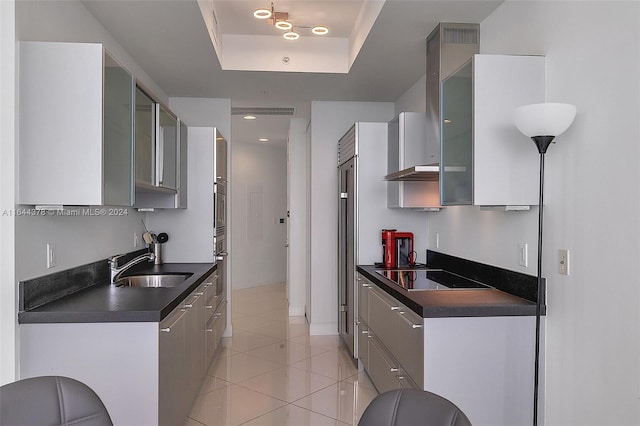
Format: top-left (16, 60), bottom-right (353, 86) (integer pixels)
top-left (135, 87), bottom-right (155, 186)
top-left (103, 52), bottom-right (133, 206)
top-left (440, 61), bottom-right (473, 205)
top-left (158, 105), bottom-right (178, 190)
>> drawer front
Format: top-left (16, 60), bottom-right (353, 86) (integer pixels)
top-left (396, 309), bottom-right (424, 388)
top-left (368, 334), bottom-right (402, 394)
top-left (368, 287), bottom-right (398, 351)
top-left (213, 301), bottom-right (227, 345)
top-left (357, 274), bottom-right (370, 325)
top-left (357, 322), bottom-right (370, 370)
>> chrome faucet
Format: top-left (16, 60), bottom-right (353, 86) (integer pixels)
top-left (109, 252), bottom-right (156, 284)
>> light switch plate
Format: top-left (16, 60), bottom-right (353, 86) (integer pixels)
top-left (519, 243), bottom-right (528, 267)
top-left (559, 249), bottom-right (570, 275)
top-left (47, 243), bottom-right (56, 269)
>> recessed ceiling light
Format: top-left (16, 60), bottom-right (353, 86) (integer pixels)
top-left (244, 115), bottom-right (257, 120)
top-left (253, 8), bottom-right (271, 19)
top-left (283, 31), bottom-right (299, 40)
top-left (275, 20), bottom-right (292, 30)
top-left (312, 26), bottom-right (328, 35)
top-left (259, 138), bottom-right (269, 142)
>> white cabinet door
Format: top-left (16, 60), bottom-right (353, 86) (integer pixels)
top-left (19, 42), bottom-right (134, 206)
top-left (440, 54), bottom-right (545, 206)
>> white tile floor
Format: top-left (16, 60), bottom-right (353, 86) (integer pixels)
top-left (186, 283), bottom-right (378, 426)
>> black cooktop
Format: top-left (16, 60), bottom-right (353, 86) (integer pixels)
top-left (375, 269), bottom-right (492, 291)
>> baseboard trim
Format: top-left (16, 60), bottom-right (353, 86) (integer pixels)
top-left (289, 305), bottom-right (305, 316)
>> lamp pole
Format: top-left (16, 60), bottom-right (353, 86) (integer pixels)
top-left (531, 135), bottom-right (554, 426)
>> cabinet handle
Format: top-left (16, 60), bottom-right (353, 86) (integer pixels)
top-left (390, 306), bottom-right (399, 311)
top-left (362, 283), bottom-right (370, 288)
top-left (214, 313), bottom-right (222, 317)
top-left (411, 324), bottom-right (422, 329)
top-left (390, 367), bottom-right (399, 372)
top-left (396, 376), bottom-right (405, 380)
top-left (160, 309), bottom-right (187, 332)
top-left (205, 328), bottom-right (213, 332)
top-left (206, 305), bottom-right (214, 309)
top-left (184, 304), bottom-right (193, 308)
top-left (361, 330), bottom-right (369, 334)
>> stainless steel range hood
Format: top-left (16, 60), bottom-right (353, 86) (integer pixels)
top-left (384, 165), bottom-right (440, 181)
top-left (385, 23), bottom-right (479, 184)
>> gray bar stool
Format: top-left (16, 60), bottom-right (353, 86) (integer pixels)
top-left (0, 376), bottom-right (113, 426)
top-left (358, 389), bottom-right (472, 426)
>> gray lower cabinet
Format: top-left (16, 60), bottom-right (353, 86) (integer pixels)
top-left (159, 307), bottom-right (188, 426)
top-left (20, 270), bottom-right (226, 426)
top-left (356, 271), bottom-right (538, 426)
top-left (358, 274), bottom-right (422, 391)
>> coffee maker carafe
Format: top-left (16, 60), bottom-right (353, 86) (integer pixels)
top-left (381, 229), bottom-right (415, 268)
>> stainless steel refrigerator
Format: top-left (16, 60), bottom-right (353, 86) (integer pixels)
top-left (338, 122), bottom-right (432, 360)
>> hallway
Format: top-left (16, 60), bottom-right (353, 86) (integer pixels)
top-left (186, 283), bottom-right (378, 425)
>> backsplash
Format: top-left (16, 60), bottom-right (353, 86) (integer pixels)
top-left (20, 248), bottom-right (147, 311)
top-left (427, 250), bottom-right (542, 303)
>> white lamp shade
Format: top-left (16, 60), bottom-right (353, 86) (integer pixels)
top-left (514, 103), bottom-right (576, 137)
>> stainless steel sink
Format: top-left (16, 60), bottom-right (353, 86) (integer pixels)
top-left (115, 273), bottom-right (192, 288)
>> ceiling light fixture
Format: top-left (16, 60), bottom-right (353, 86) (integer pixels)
top-left (253, 2), bottom-right (328, 40)
top-left (275, 20), bottom-right (292, 31)
top-left (243, 115), bottom-right (256, 120)
top-left (312, 26), bottom-right (329, 35)
top-left (259, 138), bottom-right (269, 142)
top-left (253, 8), bottom-right (271, 19)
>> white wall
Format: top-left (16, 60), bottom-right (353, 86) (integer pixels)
top-left (288, 118), bottom-right (309, 316)
top-left (231, 141), bottom-right (287, 289)
top-left (0, 0), bottom-right (17, 385)
top-left (423, 2), bottom-right (640, 424)
top-left (309, 101), bottom-right (395, 334)
top-left (395, 74), bottom-right (426, 115)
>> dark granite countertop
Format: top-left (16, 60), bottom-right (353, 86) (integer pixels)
top-left (18, 262), bottom-right (216, 324)
top-left (357, 264), bottom-right (542, 318)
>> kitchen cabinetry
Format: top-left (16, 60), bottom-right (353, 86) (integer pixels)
top-left (440, 54), bottom-right (545, 206)
top-left (386, 112), bottom-right (441, 209)
top-left (356, 271), bottom-right (538, 426)
top-left (134, 86), bottom-right (187, 209)
top-left (358, 273), bottom-right (423, 390)
top-left (176, 121), bottom-right (189, 208)
top-left (19, 41), bottom-right (134, 206)
top-left (20, 270), bottom-right (225, 426)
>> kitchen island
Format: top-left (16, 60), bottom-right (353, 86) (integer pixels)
top-left (355, 253), bottom-right (543, 426)
top-left (18, 258), bottom-right (223, 426)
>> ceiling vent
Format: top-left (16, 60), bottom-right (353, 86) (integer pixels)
top-left (231, 107), bottom-right (295, 116)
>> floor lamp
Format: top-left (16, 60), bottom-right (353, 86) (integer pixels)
top-left (514, 103), bottom-right (576, 426)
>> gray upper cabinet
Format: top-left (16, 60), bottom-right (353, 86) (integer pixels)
top-left (440, 54), bottom-right (546, 206)
top-left (157, 105), bottom-right (178, 191)
top-left (135, 87), bottom-right (156, 188)
top-left (19, 42), bottom-right (134, 206)
top-left (134, 86), bottom-right (187, 209)
top-left (176, 120), bottom-right (188, 209)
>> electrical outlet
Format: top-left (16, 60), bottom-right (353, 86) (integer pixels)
top-left (435, 232), bottom-right (440, 249)
top-left (559, 249), bottom-right (570, 275)
top-left (134, 232), bottom-right (140, 248)
top-left (519, 243), bottom-right (529, 267)
top-left (46, 243), bottom-right (56, 269)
